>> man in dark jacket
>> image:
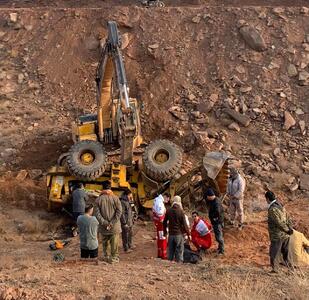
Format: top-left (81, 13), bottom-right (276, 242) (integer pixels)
top-left (205, 188), bottom-right (225, 255)
top-left (265, 191), bottom-right (293, 273)
top-left (72, 183), bottom-right (88, 221)
top-left (120, 189), bottom-right (134, 253)
top-left (163, 196), bottom-right (190, 262)
top-left (95, 180), bottom-right (122, 263)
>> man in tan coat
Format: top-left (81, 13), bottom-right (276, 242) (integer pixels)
top-left (95, 180), bottom-right (122, 263)
top-left (288, 230), bottom-right (309, 267)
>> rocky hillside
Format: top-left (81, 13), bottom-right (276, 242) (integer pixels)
top-left (1, 6), bottom-right (308, 202)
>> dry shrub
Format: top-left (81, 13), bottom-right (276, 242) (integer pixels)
top-left (287, 270), bottom-right (309, 300)
top-left (18, 219), bottom-right (41, 234)
top-left (218, 273), bottom-right (271, 300)
top-left (18, 256), bottom-right (37, 270)
top-left (0, 255), bottom-right (16, 271)
top-left (18, 218), bottom-right (50, 235)
top-left (217, 270), bottom-right (309, 300)
top-left (76, 276), bottom-right (92, 295)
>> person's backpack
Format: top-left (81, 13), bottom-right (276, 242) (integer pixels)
top-left (183, 244), bottom-right (202, 264)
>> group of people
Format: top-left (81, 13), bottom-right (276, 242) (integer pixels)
top-left (152, 167), bottom-right (246, 262)
top-left (152, 188), bottom-right (224, 263)
top-left (72, 181), bottom-right (135, 263)
top-left (152, 169), bottom-right (309, 271)
top-left (70, 168), bottom-right (309, 272)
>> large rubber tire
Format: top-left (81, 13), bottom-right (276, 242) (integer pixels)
top-left (67, 140), bottom-right (107, 180)
top-left (57, 152), bottom-right (69, 166)
top-left (143, 139), bottom-right (183, 182)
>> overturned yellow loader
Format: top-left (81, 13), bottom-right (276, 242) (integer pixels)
top-left (46, 21), bottom-right (229, 212)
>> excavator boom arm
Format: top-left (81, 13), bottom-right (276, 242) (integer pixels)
top-left (95, 21), bottom-right (140, 165)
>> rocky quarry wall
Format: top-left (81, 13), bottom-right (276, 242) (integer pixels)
top-left (0, 6), bottom-right (308, 210)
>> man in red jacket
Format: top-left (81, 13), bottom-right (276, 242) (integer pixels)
top-left (191, 211), bottom-right (212, 252)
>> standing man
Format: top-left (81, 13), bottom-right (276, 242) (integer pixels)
top-left (72, 183), bottom-right (88, 221)
top-left (227, 168), bottom-right (246, 229)
top-left (153, 194), bottom-right (167, 259)
top-left (95, 180), bottom-right (122, 264)
top-left (120, 189), bottom-right (134, 253)
top-left (77, 204), bottom-right (99, 259)
top-left (265, 191), bottom-right (293, 273)
top-left (163, 196), bottom-right (190, 262)
top-left (205, 188), bottom-right (225, 255)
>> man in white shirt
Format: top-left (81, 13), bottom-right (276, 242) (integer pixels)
top-left (227, 168), bottom-right (246, 229)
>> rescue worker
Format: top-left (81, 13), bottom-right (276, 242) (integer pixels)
top-left (163, 196), bottom-right (190, 262)
top-left (191, 211), bottom-right (212, 253)
top-left (205, 188), bottom-right (225, 255)
top-left (95, 180), bottom-right (122, 264)
top-left (265, 191), bottom-right (293, 273)
top-left (152, 194), bottom-right (167, 259)
top-left (163, 192), bottom-right (171, 209)
top-left (227, 168), bottom-right (246, 229)
top-left (72, 183), bottom-right (88, 221)
top-left (120, 189), bottom-right (134, 253)
top-left (288, 229), bottom-right (309, 267)
top-left (77, 204), bottom-right (99, 259)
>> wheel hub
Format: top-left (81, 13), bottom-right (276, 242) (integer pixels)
top-left (80, 152), bottom-right (94, 165)
top-left (154, 150), bottom-right (169, 164)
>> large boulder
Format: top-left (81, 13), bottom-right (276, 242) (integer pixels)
top-left (299, 174), bottom-right (309, 191)
top-left (239, 25), bottom-right (267, 52)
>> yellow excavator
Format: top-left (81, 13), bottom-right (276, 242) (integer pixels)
top-left (46, 21), bottom-right (229, 212)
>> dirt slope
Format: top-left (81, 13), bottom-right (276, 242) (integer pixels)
top-left (1, 5), bottom-right (308, 196)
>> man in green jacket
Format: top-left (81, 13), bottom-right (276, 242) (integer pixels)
top-left (265, 191), bottom-right (293, 273)
top-left (95, 180), bottom-right (122, 263)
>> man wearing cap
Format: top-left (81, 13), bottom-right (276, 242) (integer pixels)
top-left (95, 180), bottom-right (122, 263)
top-left (227, 168), bottom-right (246, 229)
top-left (265, 191), bottom-right (293, 273)
top-left (205, 188), bottom-right (225, 255)
top-left (163, 196), bottom-right (190, 262)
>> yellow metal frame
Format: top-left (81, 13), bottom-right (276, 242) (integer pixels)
top-left (47, 163), bottom-right (135, 210)
top-left (47, 152), bottom-right (229, 211)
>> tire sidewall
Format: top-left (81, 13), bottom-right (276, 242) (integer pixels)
top-left (67, 141), bottom-right (107, 179)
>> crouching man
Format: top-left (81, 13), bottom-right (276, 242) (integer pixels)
top-left (77, 204), bottom-right (99, 259)
top-left (191, 211), bottom-right (212, 254)
top-left (288, 229), bottom-right (309, 267)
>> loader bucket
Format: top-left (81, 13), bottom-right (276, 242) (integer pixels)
top-left (201, 152), bottom-right (230, 196)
